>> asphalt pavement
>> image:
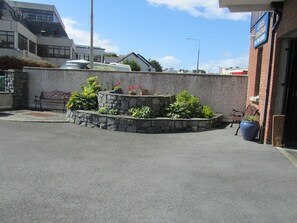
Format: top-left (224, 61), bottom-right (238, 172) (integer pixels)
top-left (0, 111), bottom-right (297, 223)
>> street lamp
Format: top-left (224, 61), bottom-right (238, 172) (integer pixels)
top-left (90, 0), bottom-right (94, 69)
top-left (186, 38), bottom-right (200, 73)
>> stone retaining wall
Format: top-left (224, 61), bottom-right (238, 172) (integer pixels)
top-left (98, 91), bottom-right (175, 116)
top-left (67, 109), bottom-right (223, 133)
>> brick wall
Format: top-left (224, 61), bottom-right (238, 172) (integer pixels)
top-left (247, 0), bottom-right (297, 144)
top-left (277, 0), bottom-right (297, 37)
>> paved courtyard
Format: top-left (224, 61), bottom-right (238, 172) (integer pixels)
top-left (0, 119), bottom-right (297, 223)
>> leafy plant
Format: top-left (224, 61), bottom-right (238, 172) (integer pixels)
top-left (66, 76), bottom-right (101, 111)
top-left (113, 81), bottom-right (123, 94)
top-left (129, 106), bottom-right (153, 118)
top-left (108, 109), bottom-right (119, 115)
top-left (98, 107), bottom-right (109, 114)
top-left (166, 90), bottom-right (203, 118)
top-left (201, 105), bottom-right (214, 118)
top-left (123, 59), bottom-right (141, 71)
top-left (98, 107), bottom-right (119, 115)
top-left (243, 115), bottom-right (258, 122)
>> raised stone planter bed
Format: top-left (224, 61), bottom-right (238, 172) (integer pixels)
top-left (98, 91), bottom-right (175, 116)
top-left (67, 109), bottom-right (223, 133)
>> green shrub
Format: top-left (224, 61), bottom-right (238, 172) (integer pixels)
top-left (129, 106), bottom-right (153, 118)
top-left (66, 76), bottom-right (101, 111)
top-left (201, 105), bottom-right (214, 118)
top-left (166, 90), bottom-right (202, 118)
top-left (0, 56), bottom-right (56, 70)
top-left (123, 59), bottom-right (141, 71)
top-left (98, 107), bottom-right (119, 115)
top-left (108, 109), bottom-right (119, 115)
top-left (98, 107), bottom-right (109, 114)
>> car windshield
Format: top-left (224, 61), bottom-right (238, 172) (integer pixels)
top-left (60, 62), bottom-right (89, 69)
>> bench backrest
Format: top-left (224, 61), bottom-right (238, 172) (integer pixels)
top-left (41, 91), bottom-right (70, 100)
top-left (244, 105), bottom-right (259, 116)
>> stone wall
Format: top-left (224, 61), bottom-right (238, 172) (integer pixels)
top-left (98, 91), bottom-right (175, 116)
top-left (67, 109), bottom-right (223, 133)
top-left (24, 67), bottom-right (248, 121)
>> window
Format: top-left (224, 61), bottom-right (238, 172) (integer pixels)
top-left (254, 47), bottom-right (263, 96)
top-left (0, 31), bottom-right (14, 48)
top-left (19, 8), bottom-right (59, 22)
top-left (37, 44), bottom-right (70, 58)
top-left (18, 34), bottom-right (28, 50)
top-left (29, 40), bottom-right (36, 54)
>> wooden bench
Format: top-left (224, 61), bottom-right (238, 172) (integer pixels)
top-left (34, 91), bottom-right (70, 113)
top-left (230, 105), bottom-right (259, 135)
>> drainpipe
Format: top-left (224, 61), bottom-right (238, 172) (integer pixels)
top-left (259, 2), bottom-right (283, 144)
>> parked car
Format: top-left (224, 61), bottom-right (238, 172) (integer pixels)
top-left (60, 60), bottom-right (131, 71)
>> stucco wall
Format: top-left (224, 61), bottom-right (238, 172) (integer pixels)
top-left (24, 67), bottom-right (248, 121)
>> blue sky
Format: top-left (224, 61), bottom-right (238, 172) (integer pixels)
top-left (16, 0), bottom-right (251, 72)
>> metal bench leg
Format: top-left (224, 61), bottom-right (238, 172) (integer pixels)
top-left (235, 125), bottom-right (240, 135)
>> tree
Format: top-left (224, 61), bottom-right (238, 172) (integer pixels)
top-left (123, 59), bottom-right (141, 71)
top-left (149, 59), bottom-right (162, 72)
top-left (104, 52), bottom-right (118, 57)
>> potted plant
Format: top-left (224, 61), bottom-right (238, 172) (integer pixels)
top-left (140, 85), bottom-right (149, 95)
top-left (113, 81), bottom-right (123, 94)
top-left (240, 115), bottom-right (260, 141)
top-left (126, 85), bottom-right (139, 95)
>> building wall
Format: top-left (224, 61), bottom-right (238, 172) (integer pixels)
top-left (247, 0), bottom-right (297, 144)
top-left (247, 14), bottom-right (276, 143)
top-left (277, 0), bottom-right (297, 38)
top-left (24, 68), bottom-right (248, 121)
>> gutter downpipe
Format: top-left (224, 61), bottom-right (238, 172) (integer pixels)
top-left (259, 3), bottom-right (283, 144)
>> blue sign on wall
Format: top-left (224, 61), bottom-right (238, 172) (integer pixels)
top-left (254, 12), bottom-right (270, 48)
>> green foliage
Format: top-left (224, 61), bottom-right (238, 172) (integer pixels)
top-left (98, 107), bottom-right (119, 115)
top-left (123, 59), bottom-right (141, 71)
top-left (201, 105), bottom-right (214, 118)
top-left (243, 115), bottom-right (258, 122)
top-left (129, 106), bottom-right (153, 118)
top-left (108, 109), bottom-right (119, 115)
top-left (0, 56), bottom-right (56, 70)
top-left (66, 76), bottom-right (101, 111)
top-left (149, 59), bottom-right (162, 72)
top-left (104, 52), bottom-right (118, 57)
top-left (81, 76), bottom-right (101, 97)
top-left (98, 107), bottom-right (109, 114)
top-left (166, 90), bottom-right (203, 118)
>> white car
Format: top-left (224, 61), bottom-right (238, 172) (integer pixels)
top-left (60, 60), bottom-right (131, 71)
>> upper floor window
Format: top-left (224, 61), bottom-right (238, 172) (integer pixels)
top-left (18, 33), bottom-right (28, 50)
top-left (19, 8), bottom-right (59, 22)
top-left (0, 31), bottom-right (14, 49)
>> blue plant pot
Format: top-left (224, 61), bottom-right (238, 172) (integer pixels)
top-left (240, 121), bottom-right (259, 141)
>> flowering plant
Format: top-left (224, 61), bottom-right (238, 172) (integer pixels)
top-left (113, 81), bottom-right (123, 93)
top-left (126, 85), bottom-right (140, 94)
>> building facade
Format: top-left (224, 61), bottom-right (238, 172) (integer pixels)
top-left (220, 0), bottom-right (297, 147)
top-left (0, 0), bottom-right (104, 66)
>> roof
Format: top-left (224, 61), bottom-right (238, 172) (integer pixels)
top-left (118, 52), bottom-right (153, 68)
top-left (218, 0), bottom-right (284, 12)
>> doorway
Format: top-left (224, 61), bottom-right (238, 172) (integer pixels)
top-left (283, 39), bottom-right (297, 148)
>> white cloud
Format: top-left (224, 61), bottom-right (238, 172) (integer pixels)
top-left (157, 56), bottom-right (181, 69)
top-left (146, 0), bottom-right (249, 21)
top-left (62, 18), bottom-right (119, 52)
top-left (200, 55), bottom-right (249, 73)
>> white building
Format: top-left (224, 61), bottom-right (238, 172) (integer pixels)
top-left (219, 67), bottom-right (248, 75)
top-left (0, 0), bottom-right (104, 66)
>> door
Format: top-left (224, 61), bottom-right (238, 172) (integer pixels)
top-left (283, 39), bottom-right (297, 148)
